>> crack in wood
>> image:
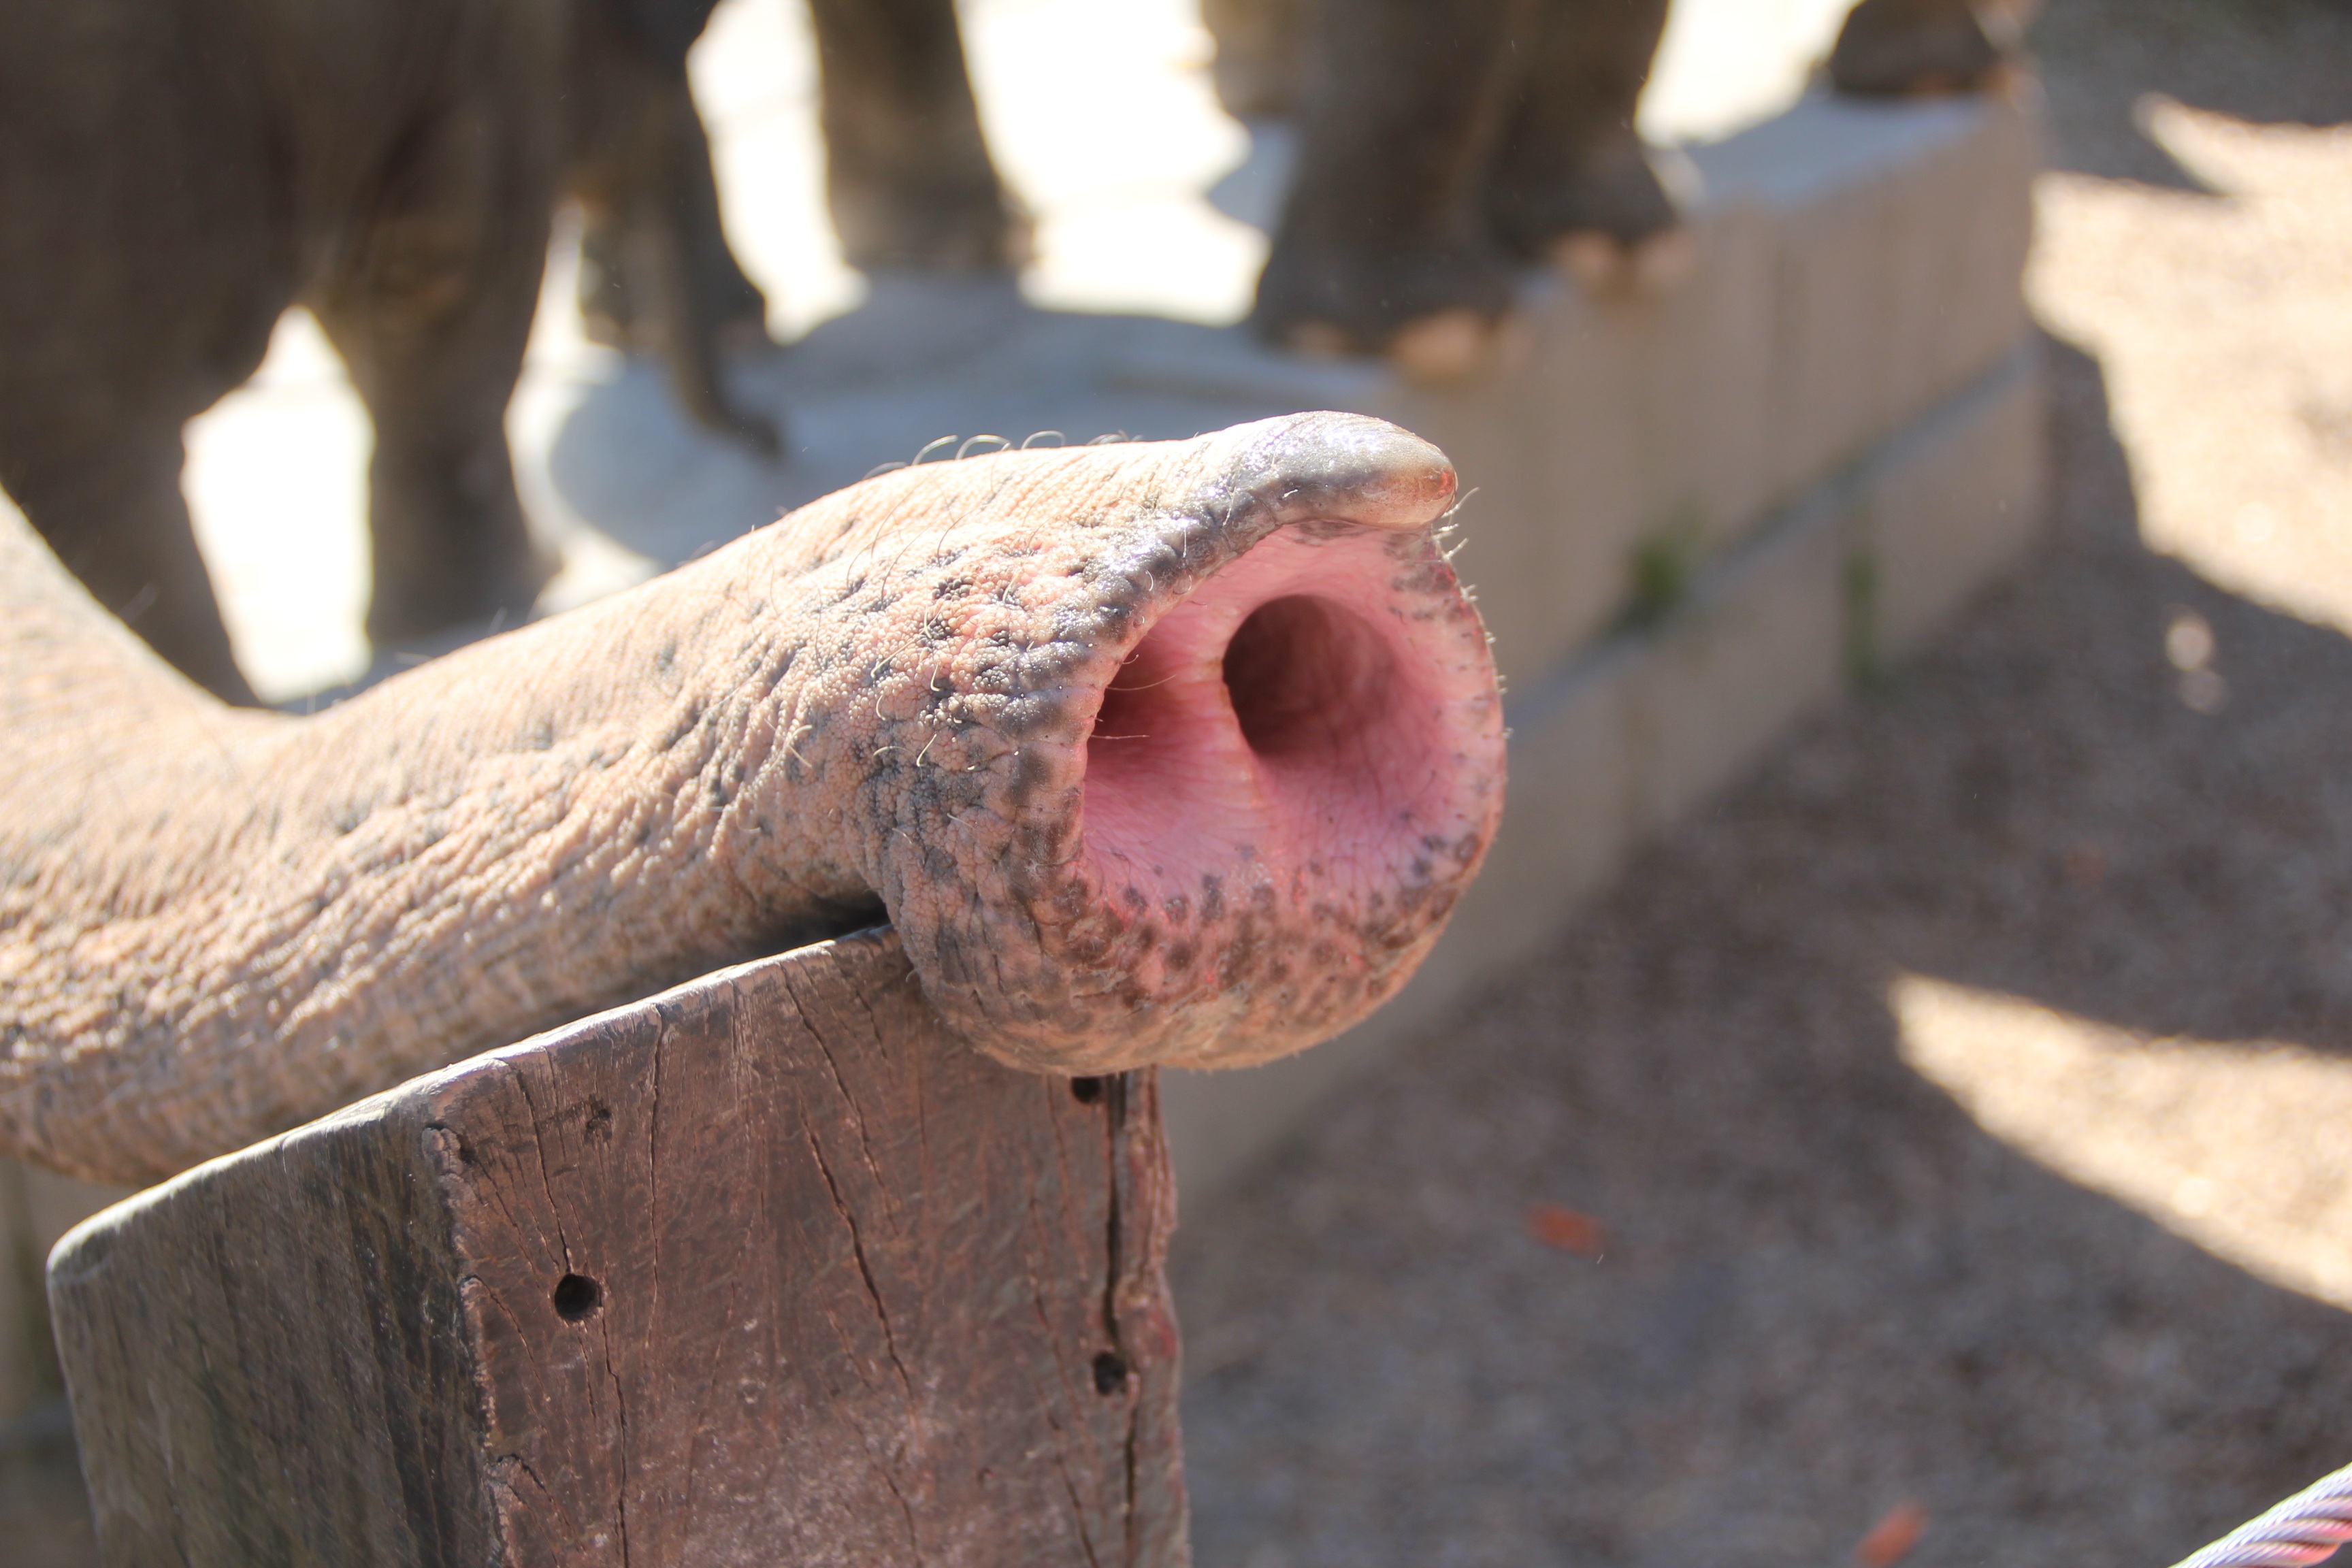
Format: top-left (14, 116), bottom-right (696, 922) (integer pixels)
top-left (49, 930), bottom-right (1189, 1565)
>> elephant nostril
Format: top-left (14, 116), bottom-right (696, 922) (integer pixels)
top-left (1068, 517), bottom-right (1490, 1053)
top-left (1221, 595), bottom-right (1392, 764)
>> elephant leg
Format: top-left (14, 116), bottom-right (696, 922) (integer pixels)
top-left (1485, 0), bottom-right (1677, 267)
top-left (1200, 0), bottom-right (1313, 120)
top-left (570, 4), bottom-right (779, 453)
top-left (575, 210), bottom-right (638, 349)
top-left (1, 421), bottom-right (258, 706)
top-left (802, 0), bottom-right (1026, 271)
top-left (1253, 0), bottom-right (1532, 370)
top-left (312, 103), bottom-right (558, 653)
top-left (1828, 0), bottom-right (2021, 97)
top-left (576, 200), bottom-right (774, 362)
top-left (569, 0), bottom-right (769, 361)
top-left (617, 93), bottom-right (781, 455)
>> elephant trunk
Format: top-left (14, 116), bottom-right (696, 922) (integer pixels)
top-left (0, 412), bottom-right (1505, 1182)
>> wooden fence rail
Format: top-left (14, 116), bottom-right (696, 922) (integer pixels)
top-left (46, 928), bottom-right (1186, 1567)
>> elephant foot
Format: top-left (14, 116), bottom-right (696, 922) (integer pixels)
top-left (1254, 233), bottom-right (1515, 376)
top-left (1828, 0), bottom-right (2021, 97)
top-left (579, 303), bottom-right (775, 359)
top-left (718, 404), bottom-right (785, 462)
top-left (830, 176), bottom-right (1034, 274)
top-left (1552, 224), bottom-right (1698, 301)
top-left (365, 537), bottom-right (559, 653)
top-left (574, 219), bottom-right (774, 357)
top-left (1200, 0), bottom-right (1311, 120)
top-left (1283, 308), bottom-right (1500, 385)
top-left (1488, 129), bottom-right (1682, 263)
top-left (1386, 309), bottom-right (1503, 384)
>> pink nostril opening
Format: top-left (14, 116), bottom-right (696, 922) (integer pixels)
top-left (1220, 595), bottom-right (1394, 764)
top-left (1077, 526), bottom-right (1477, 926)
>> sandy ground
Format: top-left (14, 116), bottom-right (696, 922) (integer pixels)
top-left (1172, 3), bottom-right (2352, 1565)
top-left (11, 1), bottom-right (2352, 1563)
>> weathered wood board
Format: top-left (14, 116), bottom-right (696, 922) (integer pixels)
top-left (46, 928), bottom-right (1187, 1567)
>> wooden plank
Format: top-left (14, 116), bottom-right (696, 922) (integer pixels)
top-left (46, 928), bottom-right (1186, 1567)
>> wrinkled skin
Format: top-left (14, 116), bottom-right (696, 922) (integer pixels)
top-left (0, 0), bottom-right (766, 706)
top-left (1218, 0), bottom-right (2029, 362)
top-left (0, 412), bottom-right (1506, 1186)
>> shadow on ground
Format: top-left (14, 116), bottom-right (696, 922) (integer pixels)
top-left (1173, 5), bottom-right (2352, 1559)
top-left (1172, 341), bottom-right (2352, 1567)
top-left (2031, 0), bottom-right (2352, 188)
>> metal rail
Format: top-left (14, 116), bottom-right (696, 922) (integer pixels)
top-left (2175, 1464), bottom-right (2352, 1568)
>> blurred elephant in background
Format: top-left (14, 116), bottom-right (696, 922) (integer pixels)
top-left (0, 0), bottom-right (2023, 706)
top-left (1828, 0), bottom-right (2030, 97)
top-left (0, 0), bottom-right (767, 706)
top-left (572, 0), bottom-right (787, 453)
top-left (619, 0), bottom-right (2027, 375)
top-left (578, 0), bottom-right (1030, 355)
top-left (1209, 0), bottom-right (2027, 364)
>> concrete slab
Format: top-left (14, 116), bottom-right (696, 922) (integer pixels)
top-left (1384, 92), bottom-right (2040, 685)
top-left (1860, 340), bottom-right (2048, 666)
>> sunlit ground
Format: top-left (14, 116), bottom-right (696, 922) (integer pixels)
top-left (1172, 10), bottom-right (2352, 1559)
top-left (2031, 101), bottom-right (2352, 638)
top-left (1903, 98), bottom-right (2352, 1313)
top-left (1896, 975), bottom-right (2352, 1309)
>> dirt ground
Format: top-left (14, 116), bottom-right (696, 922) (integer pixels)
top-left (9, 1), bottom-right (2352, 1563)
top-left (1173, 3), bottom-right (2352, 1565)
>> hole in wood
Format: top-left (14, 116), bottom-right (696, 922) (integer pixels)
top-left (553, 1272), bottom-right (604, 1322)
top-left (1070, 1075), bottom-right (1105, 1104)
top-left (1092, 1351), bottom-right (1128, 1394)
